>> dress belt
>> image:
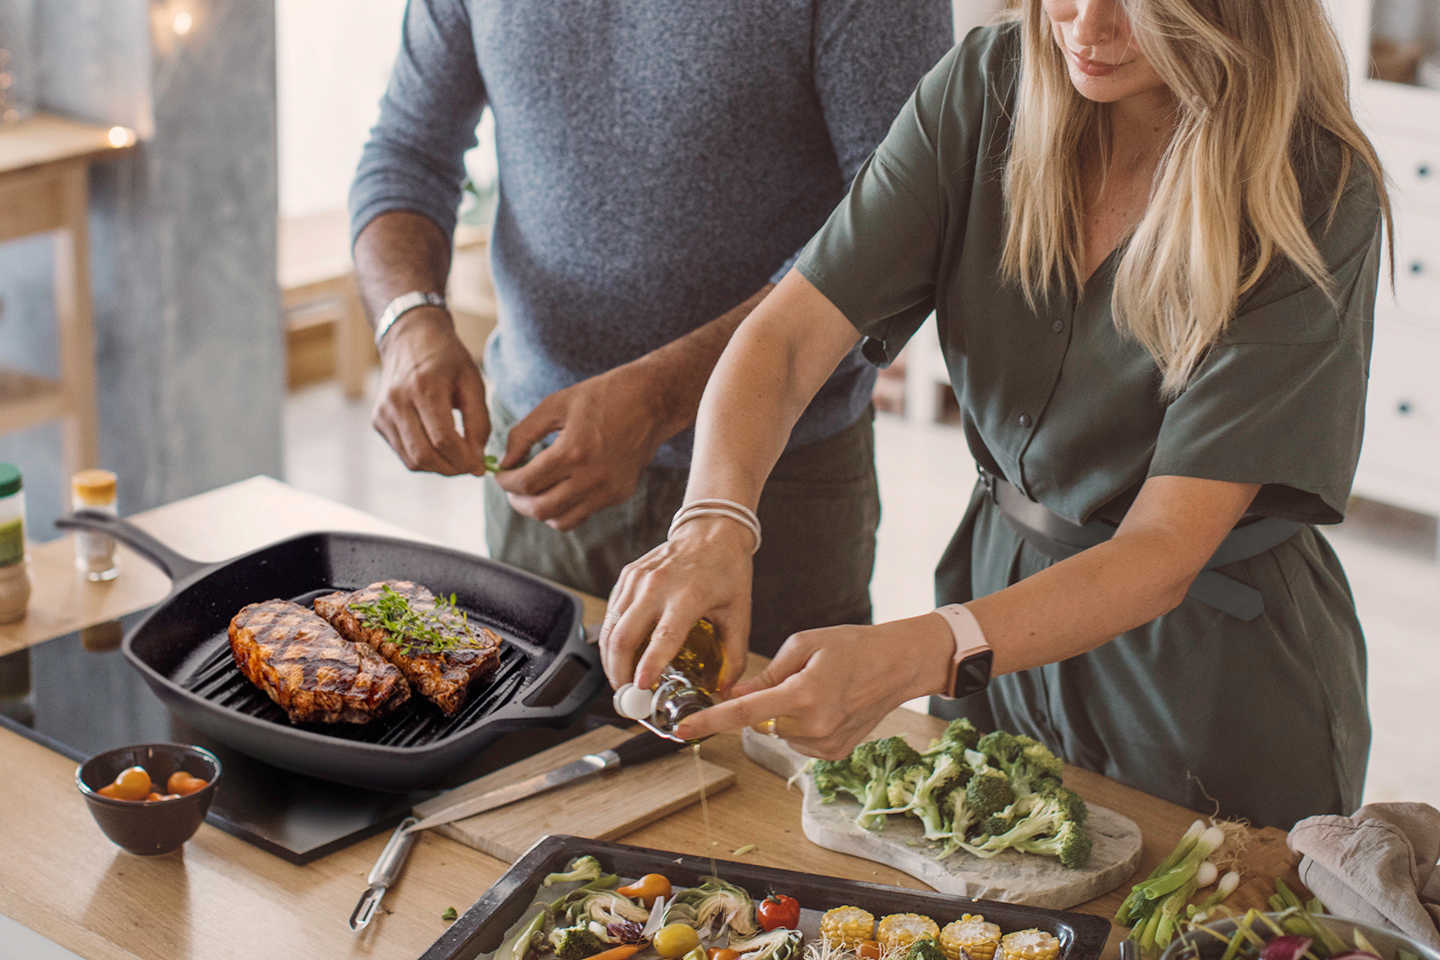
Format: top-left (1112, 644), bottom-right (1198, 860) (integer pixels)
top-left (978, 467), bottom-right (1301, 621)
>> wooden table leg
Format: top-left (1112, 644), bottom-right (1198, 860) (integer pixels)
top-left (53, 161), bottom-right (99, 474)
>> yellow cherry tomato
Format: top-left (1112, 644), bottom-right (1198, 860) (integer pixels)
top-left (167, 771), bottom-right (208, 796)
top-left (110, 766), bottom-right (152, 801)
top-left (709, 950), bottom-right (742, 960)
top-left (653, 924), bottom-right (700, 959)
top-left (616, 873), bottom-right (672, 907)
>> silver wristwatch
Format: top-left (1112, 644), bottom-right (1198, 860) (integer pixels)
top-left (373, 291), bottom-right (446, 348)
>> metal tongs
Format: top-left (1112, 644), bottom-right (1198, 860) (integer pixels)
top-left (349, 816), bottom-right (420, 932)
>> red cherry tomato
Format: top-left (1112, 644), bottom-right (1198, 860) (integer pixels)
top-left (757, 894), bottom-right (800, 931)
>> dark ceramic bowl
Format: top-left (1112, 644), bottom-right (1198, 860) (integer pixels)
top-left (75, 743), bottom-right (221, 855)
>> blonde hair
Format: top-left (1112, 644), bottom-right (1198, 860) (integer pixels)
top-left (999, 0), bottom-right (1392, 396)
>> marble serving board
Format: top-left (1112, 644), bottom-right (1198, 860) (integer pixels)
top-left (742, 728), bottom-right (1142, 909)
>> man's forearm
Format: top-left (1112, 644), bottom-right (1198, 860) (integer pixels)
top-left (632, 283), bottom-right (775, 440)
top-left (352, 211), bottom-right (455, 325)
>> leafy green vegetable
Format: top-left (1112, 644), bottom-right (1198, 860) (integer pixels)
top-left (442, 906), bottom-right (459, 921)
top-left (348, 584), bottom-right (487, 656)
top-left (544, 855), bottom-right (608, 887)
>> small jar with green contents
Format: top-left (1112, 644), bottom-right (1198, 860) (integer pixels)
top-left (0, 463), bottom-right (30, 624)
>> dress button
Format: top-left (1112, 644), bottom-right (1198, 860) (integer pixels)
top-left (1018, 412), bottom-right (1033, 428)
top-left (1051, 320), bottom-right (1064, 334)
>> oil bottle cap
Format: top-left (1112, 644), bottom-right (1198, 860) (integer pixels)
top-left (0, 464), bottom-right (20, 499)
top-left (612, 683), bottom-right (655, 721)
top-left (72, 468), bottom-right (117, 505)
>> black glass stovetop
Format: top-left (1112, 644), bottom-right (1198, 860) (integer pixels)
top-left (0, 607), bottom-right (595, 864)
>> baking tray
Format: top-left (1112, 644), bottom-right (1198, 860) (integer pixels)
top-left (420, 835), bottom-right (1114, 960)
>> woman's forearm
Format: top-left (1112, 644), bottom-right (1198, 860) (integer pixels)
top-left (684, 270), bottom-right (862, 508)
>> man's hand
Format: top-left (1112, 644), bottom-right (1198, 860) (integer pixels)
top-left (494, 361), bottom-right (677, 531)
top-left (372, 307), bottom-right (491, 476)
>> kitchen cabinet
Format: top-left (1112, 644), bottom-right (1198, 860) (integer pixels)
top-left (1330, 0), bottom-right (1440, 537)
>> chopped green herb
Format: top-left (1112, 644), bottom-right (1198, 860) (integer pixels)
top-left (348, 584), bottom-right (487, 656)
top-left (442, 906), bottom-right (459, 922)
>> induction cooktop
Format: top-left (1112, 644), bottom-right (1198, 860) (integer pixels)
top-left (0, 608), bottom-right (596, 863)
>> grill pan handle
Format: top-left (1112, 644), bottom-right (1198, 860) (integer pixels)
top-left (56, 510), bottom-right (209, 582)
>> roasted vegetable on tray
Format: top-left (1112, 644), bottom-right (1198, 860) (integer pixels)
top-left (807, 719), bottom-right (1093, 869)
top-left (498, 855), bottom-right (1070, 960)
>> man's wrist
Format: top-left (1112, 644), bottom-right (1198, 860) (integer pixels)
top-left (374, 291), bottom-right (447, 348)
top-left (376, 304), bottom-right (455, 358)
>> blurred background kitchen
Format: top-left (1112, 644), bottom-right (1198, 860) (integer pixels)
top-left (0, 0), bottom-right (1437, 802)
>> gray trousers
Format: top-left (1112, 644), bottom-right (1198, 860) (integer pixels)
top-left (484, 404), bottom-right (880, 656)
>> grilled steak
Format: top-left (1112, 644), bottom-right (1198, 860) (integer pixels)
top-left (228, 599), bottom-right (411, 724)
top-left (313, 580), bottom-right (502, 715)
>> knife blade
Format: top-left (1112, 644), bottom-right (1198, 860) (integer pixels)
top-left (405, 730), bottom-right (689, 835)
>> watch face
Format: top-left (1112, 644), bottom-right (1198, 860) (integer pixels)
top-left (952, 649), bottom-right (994, 699)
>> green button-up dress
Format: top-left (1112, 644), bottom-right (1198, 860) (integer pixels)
top-left (794, 23), bottom-right (1383, 828)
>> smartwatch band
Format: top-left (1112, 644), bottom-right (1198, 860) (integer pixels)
top-left (933, 603), bottom-right (993, 699)
top-left (374, 291), bottom-right (446, 348)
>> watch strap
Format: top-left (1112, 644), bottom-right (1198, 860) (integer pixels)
top-left (933, 603), bottom-right (992, 699)
top-left (374, 291), bottom-right (446, 348)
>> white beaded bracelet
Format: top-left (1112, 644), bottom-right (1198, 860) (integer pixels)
top-left (668, 498), bottom-right (762, 554)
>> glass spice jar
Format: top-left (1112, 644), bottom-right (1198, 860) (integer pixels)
top-left (72, 469), bottom-right (119, 582)
top-left (0, 463), bottom-right (30, 624)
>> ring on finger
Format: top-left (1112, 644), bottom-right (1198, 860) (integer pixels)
top-left (752, 717), bottom-right (785, 739)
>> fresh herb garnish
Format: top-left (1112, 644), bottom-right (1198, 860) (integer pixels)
top-left (484, 454), bottom-right (501, 474)
top-left (442, 906), bottom-right (458, 922)
top-left (348, 585), bottom-right (485, 656)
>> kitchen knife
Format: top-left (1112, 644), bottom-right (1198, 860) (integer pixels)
top-left (404, 730), bottom-right (690, 835)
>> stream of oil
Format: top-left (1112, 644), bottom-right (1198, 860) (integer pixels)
top-left (693, 743), bottom-right (718, 879)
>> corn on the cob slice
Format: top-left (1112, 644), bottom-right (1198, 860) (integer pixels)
top-left (998, 929), bottom-right (1060, 960)
top-left (820, 907), bottom-right (876, 948)
top-left (939, 915), bottom-right (1001, 960)
top-left (877, 914), bottom-right (941, 951)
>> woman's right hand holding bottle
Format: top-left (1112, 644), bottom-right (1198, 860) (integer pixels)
top-left (598, 514), bottom-right (755, 695)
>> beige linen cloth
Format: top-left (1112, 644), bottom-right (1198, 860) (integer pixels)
top-left (1288, 803), bottom-right (1440, 951)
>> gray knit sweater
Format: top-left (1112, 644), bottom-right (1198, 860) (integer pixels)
top-left (350, 0), bottom-right (953, 466)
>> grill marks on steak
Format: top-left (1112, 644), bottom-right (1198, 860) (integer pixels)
top-left (313, 580), bottom-right (503, 715)
top-left (228, 599), bottom-right (411, 724)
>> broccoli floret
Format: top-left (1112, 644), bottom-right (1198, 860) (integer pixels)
top-left (902, 939), bottom-right (946, 960)
top-left (1012, 819), bottom-right (1093, 869)
top-left (907, 750), bottom-right (974, 839)
top-left (922, 717), bottom-right (982, 756)
top-left (810, 757), bottom-right (868, 805)
top-left (876, 762), bottom-right (930, 812)
top-left (976, 731), bottom-right (1064, 795)
top-left (964, 767), bottom-right (1015, 819)
top-left (549, 925), bottom-right (607, 960)
top-left (850, 736), bottom-right (923, 831)
top-left (958, 785), bottom-right (1089, 862)
top-left (543, 855), bottom-right (607, 887)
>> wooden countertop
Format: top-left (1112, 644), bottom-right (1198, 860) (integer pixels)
top-left (0, 477), bottom-right (1300, 959)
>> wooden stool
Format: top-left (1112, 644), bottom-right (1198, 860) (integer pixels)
top-left (0, 114), bottom-right (134, 480)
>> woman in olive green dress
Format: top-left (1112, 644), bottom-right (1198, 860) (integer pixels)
top-left (598, 0), bottom-right (1391, 828)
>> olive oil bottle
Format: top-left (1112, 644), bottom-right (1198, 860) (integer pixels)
top-left (612, 618), bottom-right (725, 740)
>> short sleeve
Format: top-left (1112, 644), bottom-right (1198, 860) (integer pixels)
top-left (1148, 167), bottom-right (1384, 524)
top-left (794, 33), bottom-right (989, 363)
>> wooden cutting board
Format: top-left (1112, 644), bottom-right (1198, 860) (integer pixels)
top-left (413, 725), bottom-right (735, 861)
top-left (743, 729), bottom-right (1142, 909)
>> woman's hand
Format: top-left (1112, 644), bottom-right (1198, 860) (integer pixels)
top-left (598, 516), bottom-right (757, 692)
top-left (671, 613), bottom-right (955, 759)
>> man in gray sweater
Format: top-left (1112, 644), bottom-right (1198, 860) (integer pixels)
top-left (349, 0), bottom-right (952, 655)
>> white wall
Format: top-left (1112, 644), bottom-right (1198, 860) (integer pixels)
top-left (276, 0), bottom-right (406, 217)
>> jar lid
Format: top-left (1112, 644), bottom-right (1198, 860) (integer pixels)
top-left (72, 468), bottom-right (117, 504)
top-left (0, 463), bottom-right (20, 498)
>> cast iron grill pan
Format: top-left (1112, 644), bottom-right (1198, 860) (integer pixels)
top-left (56, 513), bottom-right (603, 792)
top-left (421, 835), bottom-right (1114, 960)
